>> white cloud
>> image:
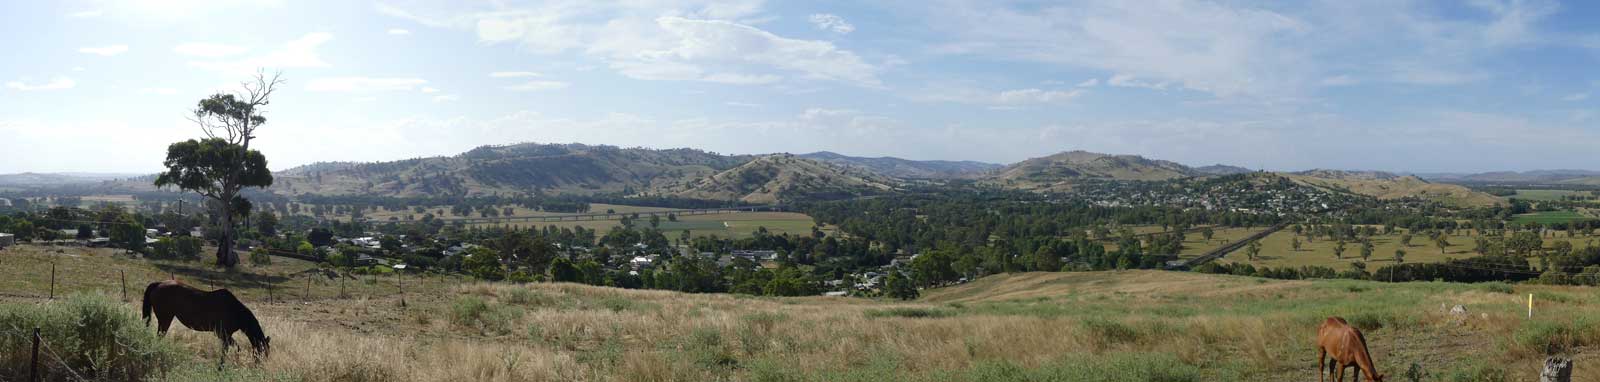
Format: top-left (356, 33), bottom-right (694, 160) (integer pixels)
top-left (6, 77), bottom-right (77, 91)
top-left (1106, 74), bottom-right (1171, 90)
top-left (305, 77), bottom-right (427, 92)
top-left (387, 2), bottom-right (877, 86)
top-left (173, 42), bottom-right (248, 57)
top-left (489, 71), bottom-right (541, 78)
top-left (433, 94), bottom-right (460, 103)
top-left (1075, 78), bottom-right (1099, 87)
top-left (1563, 92), bottom-right (1590, 101)
top-left (808, 13), bottom-right (855, 34)
top-left (917, 86), bottom-right (1083, 105)
top-left (420, 86), bottom-right (440, 93)
top-left (189, 32), bottom-right (332, 74)
top-left (388, 28), bottom-right (411, 35)
top-left (139, 87), bottom-right (179, 95)
top-left (504, 80), bottom-right (569, 91)
top-left (78, 45), bottom-right (128, 56)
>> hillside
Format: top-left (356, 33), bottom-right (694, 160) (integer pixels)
top-left (1192, 164), bottom-right (1253, 176)
top-left (990, 150), bottom-right (1196, 190)
top-left (1283, 170), bottom-right (1501, 207)
top-left (797, 151), bottom-right (1000, 179)
top-left (664, 154), bottom-right (896, 203)
top-left (2, 246), bottom-right (1581, 382)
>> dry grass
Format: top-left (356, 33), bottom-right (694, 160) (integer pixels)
top-left (1, 244), bottom-right (1597, 381)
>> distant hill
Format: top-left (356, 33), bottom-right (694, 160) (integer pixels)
top-left (1415, 169), bottom-right (1600, 184)
top-left (1282, 170), bottom-right (1500, 207)
top-left (797, 151), bottom-right (999, 179)
top-left (989, 150), bottom-right (1196, 190)
top-left (0, 172), bottom-right (140, 187)
top-left (664, 154), bottom-right (896, 203)
top-left (1192, 164), bottom-right (1253, 176)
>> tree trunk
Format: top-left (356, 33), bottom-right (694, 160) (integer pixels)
top-left (216, 194), bottom-right (239, 268)
top-left (1541, 356), bottom-right (1572, 382)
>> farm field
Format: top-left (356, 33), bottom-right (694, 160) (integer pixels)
top-left (0, 245), bottom-right (1593, 381)
top-left (1100, 226), bottom-right (1262, 258)
top-left (473, 211), bottom-right (828, 240)
top-left (1214, 229), bottom-right (1595, 270)
top-left (1511, 210), bottom-right (1590, 225)
top-left (1510, 189), bottom-right (1593, 202)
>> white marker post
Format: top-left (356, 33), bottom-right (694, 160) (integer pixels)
top-left (1528, 293), bottom-right (1534, 319)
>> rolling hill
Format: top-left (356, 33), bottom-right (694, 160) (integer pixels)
top-left (664, 154), bottom-right (896, 203)
top-left (989, 150), bottom-right (1197, 190)
top-left (1283, 170), bottom-right (1501, 207)
top-left (797, 151), bottom-right (1000, 179)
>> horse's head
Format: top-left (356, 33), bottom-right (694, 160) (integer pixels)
top-left (250, 335), bottom-right (271, 359)
top-left (1371, 373), bottom-right (1385, 382)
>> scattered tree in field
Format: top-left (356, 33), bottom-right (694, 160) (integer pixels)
top-left (1201, 227), bottom-right (1214, 243)
top-left (884, 272), bottom-right (918, 300)
top-left (1435, 235), bottom-right (1449, 255)
top-left (154, 72), bottom-right (282, 268)
top-left (1245, 240), bottom-right (1262, 261)
top-left (1291, 237), bottom-right (1302, 252)
top-left (1392, 248), bottom-right (1406, 282)
top-left (1334, 240), bottom-right (1347, 259)
top-left (110, 214), bottom-right (146, 253)
top-left (1400, 233), bottom-right (1413, 247)
top-left (1360, 240), bottom-right (1374, 262)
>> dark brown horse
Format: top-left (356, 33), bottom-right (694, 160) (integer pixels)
top-left (1318, 317), bottom-right (1384, 382)
top-left (142, 280), bottom-right (270, 369)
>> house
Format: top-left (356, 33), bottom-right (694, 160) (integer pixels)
top-left (822, 291), bottom-right (848, 297)
top-left (351, 237), bottom-right (381, 249)
top-left (0, 233), bottom-right (14, 249)
top-left (355, 254), bottom-right (379, 266)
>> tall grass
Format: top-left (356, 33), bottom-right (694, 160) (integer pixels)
top-left (0, 293), bottom-right (182, 381)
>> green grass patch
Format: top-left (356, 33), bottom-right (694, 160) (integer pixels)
top-left (1511, 210), bottom-right (1586, 225)
top-left (864, 307), bottom-right (957, 319)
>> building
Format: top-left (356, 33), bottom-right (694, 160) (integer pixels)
top-left (0, 233), bottom-right (14, 249)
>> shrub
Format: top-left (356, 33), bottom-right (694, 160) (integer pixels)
top-left (864, 307), bottom-right (955, 319)
top-left (450, 296), bottom-right (521, 335)
top-left (0, 294), bottom-right (182, 381)
top-left (1445, 363), bottom-right (1507, 382)
top-left (1080, 318), bottom-right (1141, 345)
top-left (685, 327), bottom-right (736, 368)
top-left (249, 248), bottom-right (273, 265)
top-left (1480, 282), bottom-right (1514, 294)
top-left (1513, 319), bottom-right (1592, 355)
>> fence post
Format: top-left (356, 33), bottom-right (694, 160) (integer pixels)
top-left (120, 270), bottom-right (127, 301)
top-left (398, 272), bottom-right (405, 308)
top-left (30, 327), bottom-right (40, 382)
top-left (305, 276), bottom-right (311, 302)
top-left (49, 263), bottom-right (55, 300)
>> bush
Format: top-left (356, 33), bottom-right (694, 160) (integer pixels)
top-left (864, 307), bottom-right (955, 319)
top-left (1480, 282), bottom-right (1514, 294)
top-left (1513, 319), bottom-right (1592, 355)
top-left (0, 294), bottom-right (182, 381)
top-left (248, 248), bottom-right (272, 265)
top-left (449, 296), bottom-right (520, 335)
top-left (1080, 318), bottom-right (1141, 345)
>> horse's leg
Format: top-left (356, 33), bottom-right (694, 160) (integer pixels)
top-left (1335, 363), bottom-right (1345, 382)
top-left (157, 314), bottom-right (173, 337)
top-left (1352, 367), bottom-right (1359, 382)
top-left (1318, 348), bottom-right (1326, 382)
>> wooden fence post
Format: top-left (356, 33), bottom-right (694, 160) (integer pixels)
top-left (30, 327), bottom-right (40, 382)
top-left (398, 272), bottom-right (406, 308)
top-left (120, 270), bottom-right (127, 301)
top-left (305, 276), bottom-right (311, 302)
top-left (48, 263), bottom-right (55, 300)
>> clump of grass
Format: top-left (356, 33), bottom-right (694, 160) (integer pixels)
top-left (1444, 363), bottom-right (1507, 382)
top-left (451, 296), bottom-right (522, 335)
top-left (502, 287), bottom-right (561, 307)
top-left (599, 296), bottom-right (658, 312)
top-left (0, 293), bottom-right (182, 381)
top-left (1079, 318), bottom-right (1141, 346)
top-left (961, 352), bottom-right (1201, 382)
top-left (864, 307), bottom-right (955, 319)
top-left (1512, 319), bottom-right (1593, 355)
top-left (738, 312), bottom-right (789, 354)
top-left (1479, 282), bottom-right (1514, 294)
top-left (684, 326), bottom-right (737, 369)
top-left (1344, 284), bottom-right (1369, 293)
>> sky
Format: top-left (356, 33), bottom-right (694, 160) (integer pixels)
top-left (2, 0), bottom-right (1599, 174)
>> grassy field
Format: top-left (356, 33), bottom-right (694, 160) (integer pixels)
top-left (1101, 226), bottom-right (1263, 258)
top-left (0, 245), bottom-right (1594, 381)
top-left (474, 211), bottom-right (826, 240)
top-left (1510, 189), bottom-right (1591, 202)
top-left (1214, 229), bottom-right (1600, 269)
top-left (1512, 210), bottom-right (1590, 225)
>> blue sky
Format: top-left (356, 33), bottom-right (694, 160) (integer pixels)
top-left (2, 0), bottom-right (1598, 174)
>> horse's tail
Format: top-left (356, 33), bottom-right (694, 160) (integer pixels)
top-left (142, 282), bottom-right (159, 327)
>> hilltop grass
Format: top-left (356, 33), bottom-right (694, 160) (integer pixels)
top-left (0, 245), bottom-right (1595, 381)
top-left (1509, 189), bottom-right (1591, 202)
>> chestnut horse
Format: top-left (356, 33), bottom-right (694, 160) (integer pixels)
top-left (142, 280), bottom-right (270, 369)
top-left (1317, 317), bottom-right (1384, 382)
